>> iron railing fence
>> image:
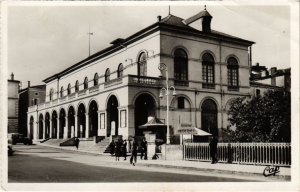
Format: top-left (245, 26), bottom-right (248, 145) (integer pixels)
top-left (183, 142), bottom-right (291, 167)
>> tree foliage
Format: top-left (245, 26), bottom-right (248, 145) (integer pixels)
top-left (225, 90), bottom-right (291, 142)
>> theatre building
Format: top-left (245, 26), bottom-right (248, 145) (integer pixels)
top-left (27, 8), bottom-right (254, 144)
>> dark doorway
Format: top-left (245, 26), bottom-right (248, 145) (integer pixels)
top-left (38, 114), bottom-right (44, 139)
top-left (89, 100), bottom-right (98, 137)
top-left (106, 95), bottom-right (119, 137)
top-left (68, 106), bottom-right (75, 138)
top-left (134, 93), bottom-right (156, 136)
top-left (59, 109), bottom-right (66, 139)
top-left (51, 111), bottom-right (58, 138)
top-left (45, 113), bottom-right (50, 138)
top-left (201, 99), bottom-right (218, 137)
top-left (29, 116), bottom-right (34, 139)
top-left (78, 104), bottom-right (86, 138)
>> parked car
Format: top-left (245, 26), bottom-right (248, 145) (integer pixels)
top-left (8, 133), bottom-right (32, 145)
top-left (8, 143), bottom-right (14, 156)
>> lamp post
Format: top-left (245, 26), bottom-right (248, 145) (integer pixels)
top-left (158, 63), bottom-right (176, 144)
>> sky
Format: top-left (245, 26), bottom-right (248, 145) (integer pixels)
top-left (6, 2), bottom-right (292, 88)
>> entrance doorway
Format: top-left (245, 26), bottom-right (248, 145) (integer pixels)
top-left (68, 106), bottom-right (75, 138)
top-left (89, 100), bottom-right (98, 137)
top-left (77, 104), bottom-right (86, 138)
top-left (106, 95), bottom-right (119, 137)
top-left (134, 93), bottom-right (156, 136)
top-left (201, 99), bottom-right (218, 136)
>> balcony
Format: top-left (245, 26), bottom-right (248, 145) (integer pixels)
top-left (89, 85), bottom-right (100, 93)
top-left (78, 89), bottom-right (87, 97)
top-left (104, 78), bottom-right (122, 88)
top-left (202, 83), bottom-right (215, 89)
top-left (174, 79), bottom-right (189, 87)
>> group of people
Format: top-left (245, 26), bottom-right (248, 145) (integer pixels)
top-left (109, 139), bottom-right (128, 161)
top-left (109, 137), bottom-right (148, 166)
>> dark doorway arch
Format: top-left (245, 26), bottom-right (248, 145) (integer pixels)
top-left (59, 109), bottom-right (66, 139)
top-left (106, 95), bottom-right (119, 137)
top-left (89, 100), bottom-right (98, 137)
top-left (77, 104), bottom-right (86, 138)
top-left (201, 99), bottom-right (218, 136)
top-left (29, 116), bottom-right (34, 139)
top-left (134, 93), bottom-right (156, 136)
top-left (68, 106), bottom-right (75, 138)
top-left (51, 111), bottom-right (58, 138)
top-left (39, 114), bottom-right (44, 139)
top-left (45, 113), bottom-right (50, 138)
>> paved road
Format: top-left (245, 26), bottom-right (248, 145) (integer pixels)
top-left (8, 145), bottom-right (255, 183)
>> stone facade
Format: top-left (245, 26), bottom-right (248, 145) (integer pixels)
top-left (8, 74), bottom-right (20, 133)
top-left (27, 9), bottom-right (254, 142)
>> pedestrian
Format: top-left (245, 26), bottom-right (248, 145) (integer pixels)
top-left (122, 139), bottom-right (127, 160)
top-left (130, 138), bottom-right (138, 166)
top-left (109, 140), bottom-right (115, 156)
top-left (75, 137), bottom-right (80, 150)
top-left (141, 137), bottom-right (148, 160)
top-left (115, 139), bottom-right (122, 161)
top-left (209, 136), bottom-right (218, 164)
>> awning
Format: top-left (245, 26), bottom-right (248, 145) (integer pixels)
top-left (176, 123), bottom-right (212, 136)
top-left (138, 117), bottom-right (167, 128)
top-left (193, 128), bottom-right (212, 136)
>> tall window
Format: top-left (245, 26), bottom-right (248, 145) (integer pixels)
top-left (94, 73), bottom-right (99, 86)
top-left (105, 68), bottom-right (110, 82)
top-left (60, 86), bottom-right (64, 97)
top-left (75, 81), bottom-right (79, 92)
top-left (227, 57), bottom-right (239, 90)
top-left (49, 89), bottom-right (54, 101)
top-left (177, 97), bottom-right (185, 109)
top-left (202, 53), bottom-right (215, 89)
top-left (138, 52), bottom-right (147, 76)
top-left (67, 84), bottom-right (71, 95)
top-left (118, 63), bottom-right (123, 78)
top-left (84, 77), bottom-right (88, 89)
top-left (174, 48), bottom-right (188, 86)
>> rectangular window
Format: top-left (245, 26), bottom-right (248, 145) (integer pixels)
top-left (100, 113), bottom-right (105, 129)
top-left (202, 64), bottom-right (215, 89)
top-left (120, 110), bottom-right (127, 128)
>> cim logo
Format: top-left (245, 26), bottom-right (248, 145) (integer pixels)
top-left (263, 165), bottom-right (280, 177)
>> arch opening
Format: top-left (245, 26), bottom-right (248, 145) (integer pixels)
top-left (89, 100), bottom-right (98, 137)
top-left (106, 95), bottom-right (119, 137)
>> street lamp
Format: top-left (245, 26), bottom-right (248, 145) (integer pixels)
top-left (158, 63), bottom-right (176, 144)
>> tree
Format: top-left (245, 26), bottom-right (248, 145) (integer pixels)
top-left (225, 90), bottom-right (291, 142)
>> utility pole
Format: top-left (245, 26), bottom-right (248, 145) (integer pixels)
top-left (87, 25), bottom-right (93, 57)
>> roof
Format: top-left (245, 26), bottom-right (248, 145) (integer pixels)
top-left (19, 84), bottom-right (46, 94)
top-left (183, 9), bottom-right (212, 25)
top-left (250, 81), bottom-right (285, 90)
top-left (44, 14), bottom-right (255, 83)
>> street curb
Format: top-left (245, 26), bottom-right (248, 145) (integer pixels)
top-left (35, 142), bottom-right (291, 181)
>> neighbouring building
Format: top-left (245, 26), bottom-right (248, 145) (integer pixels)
top-left (19, 82), bottom-right (46, 138)
top-left (8, 73), bottom-right (20, 133)
top-left (250, 63), bottom-right (291, 96)
top-left (27, 7), bottom-right (255, 143)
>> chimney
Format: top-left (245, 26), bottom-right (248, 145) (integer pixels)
top-left (157, 15), bottom-right (161, 22)
top-left (270, 67), bottom-right (277, 86)
top-left (11, 73), bottom-right (14, 80)
top-left (28, 81), bottom-right (31, 88)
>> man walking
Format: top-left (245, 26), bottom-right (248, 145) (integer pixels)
top-left (141, 138), bottom-right (148, 160)
top-left (75, 137), bottom-right (80, 151)
top-left (209, 136), bottom-right (218, 164)
top-left (130, 138), bottom-right (138, 166)
top-left (122, 139), bottom-right (127, 160)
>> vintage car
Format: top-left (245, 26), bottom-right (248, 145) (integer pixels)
top-left (8, 143), bottom-right (14, 156)
top-left (8, 133), bottom-right (33, 145)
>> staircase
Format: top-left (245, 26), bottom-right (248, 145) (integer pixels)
top-left (75, 137), bottom-right (111, 154)
top-left (43, 139), bottom-right (70, 146)
top-left (41, 137), bottom-right (111, 154)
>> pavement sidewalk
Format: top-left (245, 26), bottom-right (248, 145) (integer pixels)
top-left (36, 142), bottom-right (291, 181)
